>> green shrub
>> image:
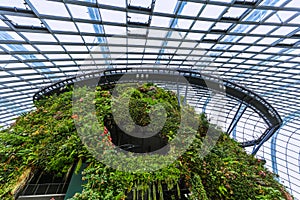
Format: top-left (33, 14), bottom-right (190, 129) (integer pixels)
top-left (0, 84), bottom-right (292, 200)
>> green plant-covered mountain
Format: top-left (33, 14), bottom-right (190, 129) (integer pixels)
top-left (0, 83), bottom-right (292, 200)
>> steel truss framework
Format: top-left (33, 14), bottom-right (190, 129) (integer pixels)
top-left (0, 0), bottom-right (300, 198)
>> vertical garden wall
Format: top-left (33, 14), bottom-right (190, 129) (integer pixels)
top-left (0, 84), bottom-right (293, 200)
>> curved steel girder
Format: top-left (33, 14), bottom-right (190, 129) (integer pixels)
top-left (33, 67), bottom-right (282, 152)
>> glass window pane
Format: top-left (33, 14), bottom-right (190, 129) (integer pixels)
top-left (238, 36), bottom-right (260, 44)
top-left (231, 24), bottom-right (255, 33)
top-left (223, 7), bottom-right (247, 18)
top-left (128, 0), bottom-right (153, 7)
top-left (177, 19), bottom-right (193, 29)
top-left (5, 16), bottom-right (42, 27)
top-left (68, 5), bottom-right (99, 20)
top-left (36, 45), bottom-right (65, 52)
top-left (154, 0), bottom-right (177, 14)
top-left (267, 11), bottom-right (297, 23)
top-left (100, 0), bottom-right (126, 7)
top-left (179, 2), bottom-right (203, 16)
top-left (271, 27), bottom-right (298, 36)
top-left (251, 25), bottom-right (277, 34)
top-left (45, 20), bottom-right (77, 32)
top-left (77, 23), bottom-right (101, 33)
top-left (128, 13), bottom-right (150, 24)
top-left (103, 25), bottom-right (126, 34)
top-left (22, 32), bottom-right (56, 42)
top-left (55, 34), bottom-right (84, 43)
top-left (151, 16), bottom-right (172, 28)
top-left (0, 31), bottom-right (24, 41)
top-left (244, 10), bottom-right (272, 22)
top-left (100, 9), bottom-right (126, 23)
top-left (192, 21), bottom-right (214, 31)
top-left (30, 0), bottom-right (70, 17)
top-left (200, 5), bottom-right (226, 19)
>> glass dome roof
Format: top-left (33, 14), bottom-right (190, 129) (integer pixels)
top-left (0, 0), bottom-right (299, 198)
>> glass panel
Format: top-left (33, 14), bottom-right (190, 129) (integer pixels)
top-left (16, 54), bottom-right (46, 61)
top-left (70, 54), bottom-right (90, 59)
top-left (63, 45), bottom-right (88, 52)
top-left (22, 74), bottom-right (44, 80)
top-left (229, 45), bottom-right (248, 51)
top-left (128, 0), bottom-right (153, 7)
top-left (146, 39), bottom-right (163, 46)
top-left (223, 7), bottom-right (247, 18)
top-left (286, 49), bottom-right (300, 55)
top-left (261, 0), bottom-right (288, 6)
top-left (203, 34), bottom-right (220, 40)
top-left (198, 43), bottom-right (214, 49)
top-left (100, 9), bottom-right (126, 23)
top-left (221, 35), bottom-right (241, 43)
top-left (263, 47), bottom-right (285, 53)
top-left (53, 61), bottom-right (75, 66)
top-left (45, 20), bottom-right (77, 32)
top-left (22, 32), bottom-right (56, 42)
top-left (148, 29), bottom-right (168, 38)
top-left (100, 0), bottom-right (126, 7)
top-left (83, 36), bottom-right (104, 43)
top-left (106, 37), bottom-right (126, 45)
top-left (179, 2), bottom-right (203, 16)
top-left (271, 27), bottom-right (298, 36)
top-left (211, 0), bottom-right (233, 3)
top-left (68, 5), bottom-right (99, 20)
top-left (200, 5), bottom-right (226, 19)
top-left (154, 0), bottom-right (177, 13)
top-left (253, 54), bottom-right (271, 59)
top-left (1, 44), bottom-right (37, 52)
top-left (244, 10), bottom-right (272, 22)
top-left (128, 38), bottom-right (146, 46)
top-left (102, 25), bottom-right (126, 34)
top-left (231, 24), bottom-right (255, 33)
top-left (164, 40), bottom-right (181, 47)
top-left (55, 34), bottom-right (84, 43)
top-left (176, 19), bottom-right (193, 29)
top-left (36, 45), bottom-right (65, 52)
top-left (0, 31), bottom-right (24, 41)
top-left (180, 41), bottom-right (197, 48)
top-left (267, 11), bottom-right (297, 23)
top-left (144, 48), bottom-right (160, 53)
top-left (290, 16), bottom-right (300, 24)
top-left (213, 22), bottom-right (232, 30)
top-left (127, 27), bottom-right (147, 36)
top-left (151, 16), bottom-right (172, 28)
top-left (46, 54), bottom-right (70, 59)
top-left (1, 0), bottom-right (28, 9)
top-left (213, 44), bottom-right (230, 50)
top-left (186, 32), bottom-right (204, 40)
top-left (192, 21), bottom-right (214, 31)
top-left (286, 0), bottom-right (300, 8)
top-left (30, 0), bottom-right (70, 17)
top-left (77, 23), bottom-right (99, 33)
top-left (0, 20), bottom-right (8, 27)
top-left (238, 36), bottom-right (260, 44)
top-left (257, 37), bottom-right (280, 45)
top-left (5, 16), bottom-right (42, 27)
top-left (251, 25), bottom-right (277, 34)
top-left (246, 46), bottom-right (266, 52)
top-left (176, 49), bottom-right (192, 55)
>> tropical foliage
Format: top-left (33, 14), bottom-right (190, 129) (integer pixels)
top-left (0, 83), bottom-right (292, 199)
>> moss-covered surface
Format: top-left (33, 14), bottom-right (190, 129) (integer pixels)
top-left (0, 83), bottom-right (292, 199)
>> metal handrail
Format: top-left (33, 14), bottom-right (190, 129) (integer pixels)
top-left (33, 67), bottom-right (282, 154)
